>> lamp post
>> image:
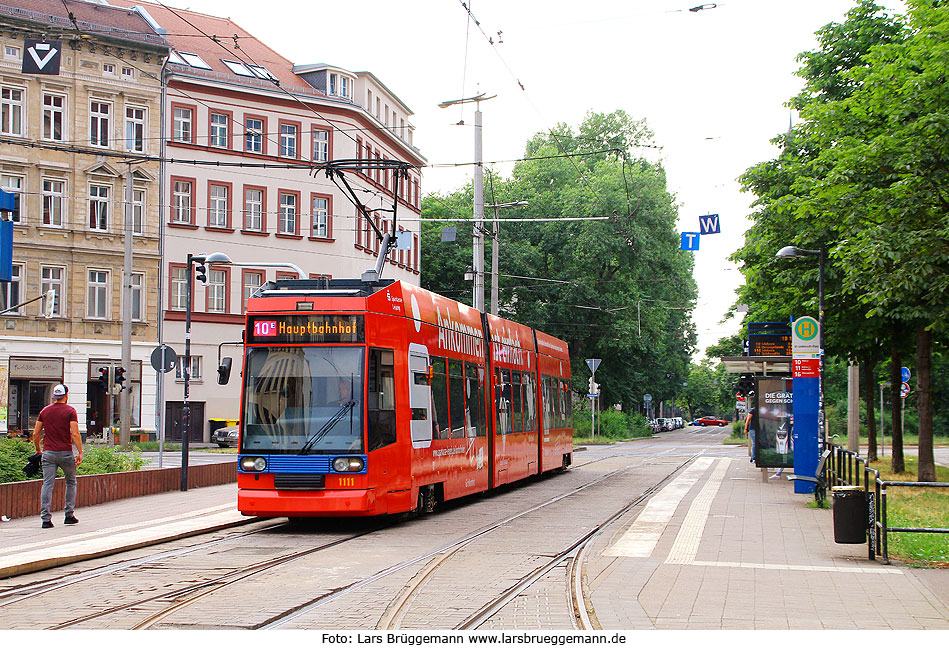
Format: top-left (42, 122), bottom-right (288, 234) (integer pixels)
top-left (775, 245), bottom-right (825, 434)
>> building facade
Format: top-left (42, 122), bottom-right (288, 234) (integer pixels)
top-left (0, 0), bottom-right (166, 438)
top-left (109, 1), bottom-right (426, 442)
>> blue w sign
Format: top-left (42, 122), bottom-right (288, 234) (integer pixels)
top-left (699, 214), bottom-right (720, 235)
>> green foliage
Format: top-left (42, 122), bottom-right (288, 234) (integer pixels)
top-left (0, 438), bottom-right (144, 483)
top-left (422, 110), bottom-right (697, 413)
top-left (677, 360), bottom-right (734, 419)
top-left (572, 407), bottom-right (651, 440)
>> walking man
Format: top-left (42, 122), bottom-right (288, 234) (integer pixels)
top-left (32, 384), bottom-right (82, 529)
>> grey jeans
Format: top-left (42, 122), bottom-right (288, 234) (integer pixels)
top-left (40, 450), bottom-right (77, 522)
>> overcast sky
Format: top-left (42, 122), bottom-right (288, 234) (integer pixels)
top-left (164, 0), bottom-right (906, 356)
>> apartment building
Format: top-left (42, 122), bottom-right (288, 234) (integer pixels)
top-left (109, 1), bottom-right (426, 442)
top-left (0, 0), bottom-right (166, 438)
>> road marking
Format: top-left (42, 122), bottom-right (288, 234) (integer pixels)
top-left (686, 560), bottom-right (902, 574)
top-left (603, 457), bottom-right (714, 557)
top-left (665, 458), bottom-right (731, 564)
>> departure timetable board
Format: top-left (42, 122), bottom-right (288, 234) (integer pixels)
top-left (749, 333), bottom-right (791, 356)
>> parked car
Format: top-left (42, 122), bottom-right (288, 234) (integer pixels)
top-left (673, 417), bottom-right (683, 429)
top-left (211, 424), bottom-right (239, 448)
top-left (695, 416), bottom-right (728, 427)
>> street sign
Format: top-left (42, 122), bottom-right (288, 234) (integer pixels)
top-left (699, 214), bottom-right (720, 235)
top-left (792, 358), bottom-right (820, 378)
top-left (585, 358), bottom-right (601, 373)
top-left (792, 316), bottom-right (820, 357)
top-left (680, 232), bottom-right (700, 251)
top-left (150, 344), bottom-right (178, 373)
top-left (901, 367), bottom-right (911, 383)
top-left (901, 382), bottom-right (910, 399)
top-left (22, 40), bottom-right (62, 75)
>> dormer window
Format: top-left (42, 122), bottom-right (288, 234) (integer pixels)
top-left (179, 52), bottom-right (211, 70)
top-left (328, 73), bottom-right (351, 99)
top-left (222, 59), bottom-right (254, 77)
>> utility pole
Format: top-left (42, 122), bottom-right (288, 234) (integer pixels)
top-left (120, 164), bottom-right (134, 446)
top-left (438, 93), bottom-right (495, 311)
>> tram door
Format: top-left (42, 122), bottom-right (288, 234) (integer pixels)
top-left (408, 343), bottom-right (432, 449)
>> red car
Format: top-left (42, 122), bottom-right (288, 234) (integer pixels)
top-left (695, 416), bottom-right (728, 427)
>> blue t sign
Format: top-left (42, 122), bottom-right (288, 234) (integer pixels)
top-left (680, 232), bottom-right (700, 251)
top-left (699, 214), bottom-right (720, 235)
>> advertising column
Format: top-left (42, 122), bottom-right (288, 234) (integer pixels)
top-left (792, 315), bottom-right (821, 494)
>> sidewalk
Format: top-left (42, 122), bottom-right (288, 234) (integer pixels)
top-left (0, 483), bottom-right (248, 578)
top-left (588, 453), bottom-right (949, 630)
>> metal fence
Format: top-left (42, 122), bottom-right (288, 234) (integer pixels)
top-left (823, 440), bottom-right (949, 564)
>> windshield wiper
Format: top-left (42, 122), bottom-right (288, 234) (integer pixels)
top-left (299, 400), bottom-right (356, 455)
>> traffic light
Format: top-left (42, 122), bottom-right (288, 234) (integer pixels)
top-left (98, 367), bottom-right (110, 388)
top-left (737, 373), bottom-right (755, 397)
top-left (114, 367), bottom-right (126, 389)
top-left (195, 260), bottom-right (207, 285)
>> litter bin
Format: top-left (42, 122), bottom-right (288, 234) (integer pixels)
top-left (832, 486), bottom-right (867, 544)
top-left (209, 419), bottom-right (228, 435)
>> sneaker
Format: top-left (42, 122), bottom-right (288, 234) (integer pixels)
top-left (63, 515), bottom-right (78, 525)
top-left (42, 520), bottom-right (53, 529)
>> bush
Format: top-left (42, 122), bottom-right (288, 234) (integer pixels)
top-left (573, 407), bottom-right (651, 439)
top-left (0, 437), bottom-right (144, 483)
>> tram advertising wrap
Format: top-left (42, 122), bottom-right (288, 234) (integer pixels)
top-left (234, 278), bottom-right (573, 519)
top-left (753, 377), bottom-right (794, 468)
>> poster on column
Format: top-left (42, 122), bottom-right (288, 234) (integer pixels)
top-left (754, 377), bottom-right (794, 468)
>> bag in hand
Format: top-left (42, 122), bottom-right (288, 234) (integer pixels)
top-left (23, 453), bottom-right (41, 478)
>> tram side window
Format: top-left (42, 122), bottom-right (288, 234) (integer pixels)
top-left (431, 356), bottom-right (450, 440)
top-left (511, 370), bottom-right (523, 434)
top-left (496, 367), bottom-right (512, 435)
top-left (551, 376), bottom-right (561, 428)
top-left (465, 363), bottom-right (486, 437)
top-left (558, 379), bottom-right (570, 428)
top-left (448, 359), bottom-right (465, 439)
top-left (368, 348), bottom-right (397, 451)
top-left (541, 375), bottom-right (553, 432)
top-left (523, 372), bottom-right (537, 434)
top-left (563, 381), bottom-right (572, 428)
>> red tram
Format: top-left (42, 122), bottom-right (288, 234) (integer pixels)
top-left (230, 277), bottom-right (573, 518)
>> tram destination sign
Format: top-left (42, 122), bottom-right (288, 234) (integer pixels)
top-left (248, 314), bottom-right (364, 344)
top-left (749, 333), bottom-right (792, 356)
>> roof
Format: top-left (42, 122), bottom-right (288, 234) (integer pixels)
top-left (0, 0), bottom-right (166, 47)
top-left (106, 0), bottom-right (318, 92)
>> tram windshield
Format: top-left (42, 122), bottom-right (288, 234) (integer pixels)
top-left (241, 346), bottom-right (364, 454)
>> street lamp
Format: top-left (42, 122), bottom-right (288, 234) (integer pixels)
top-left (775, 245), bottom-right (825, 435)
top-left (180, 252), bottom-right (306, 492)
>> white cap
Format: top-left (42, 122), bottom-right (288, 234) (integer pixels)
top-left (52, 384), bottom-right (67, 399)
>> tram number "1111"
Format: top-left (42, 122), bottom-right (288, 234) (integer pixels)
top-left (337, 477), bottom-right (356, 487)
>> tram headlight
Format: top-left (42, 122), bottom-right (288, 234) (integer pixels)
top-left (332, 456), bottom-right (365, 472)
top-left (240, 456), bottom-right (267, 472)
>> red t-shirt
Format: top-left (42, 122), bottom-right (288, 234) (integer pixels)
top-left (37, 402), bottom-right (78, 451)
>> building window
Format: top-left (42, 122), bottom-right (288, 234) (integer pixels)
top-left (89, 185), bottom-right (110, 231)
top-left (1, 87), bottom-right (24, 136)
top-left (278, 192), bottom-right (297, 235)
top-left (87, 270), bottom-right (109, 319)
top-left (42, 179), bottom-right (65, 227)
top-left (179, 52), bottom-right (211, 69)
top-left (41, 266), bottom-right (64, 318)
top-left (131, 188), bottom-right (145, 234)
top-left (125, 106), bottom-right (145, 152)
top-left (1, 175), bottom-right (22, 223)
top-left (329, 73), bottom-right (349, 98)
top-left (312, 129), bottom-right (329, 162)
top-left (170, 265), bottom-right (187, 310)
top-left (243, 270), bottom-right (263, 311)
top-left (207, 268), bottom-right (227, 313)
top-left (210, 112), bottom-right (228, 148)
top-left (244, 188), bottom-right (263, 231)
top-left (42, 94), bottom-right (64, 141)
top-left (103, 63), bottom-right (116, 75)
top-left (130, 273), bottom-right (144, 322)
top-left (122, 67), bottom-right (134, 79)
top-left (172, 106), bottom-right (192, 142)
top-left (311, 195), bottom-right (328, 238)
top-left (279, 123), bottom-right (297, 157)
top-left (208, 184), bottom-right (228, 228)
top-left (90, 101), bottom-right (110, 147)
top-left (176, 355), bottom-right (202, 381)
top-left (245, 117), bottom-right (262, 153)
top-left (4, 46), bottom-right (19, 59)
top-left (172, 180), bottom-right (192, 224)
top-left (0, 264), bottom-right (22, 313)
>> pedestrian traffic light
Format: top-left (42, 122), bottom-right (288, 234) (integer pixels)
top-left (195, 260), bottom-right (207, 285)
top-left (98, 367), bottom-right (110, 388)
top-left (737, 374), bottom-right (755, 397)
top-left (114, 367), bottom-right (126, 389)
